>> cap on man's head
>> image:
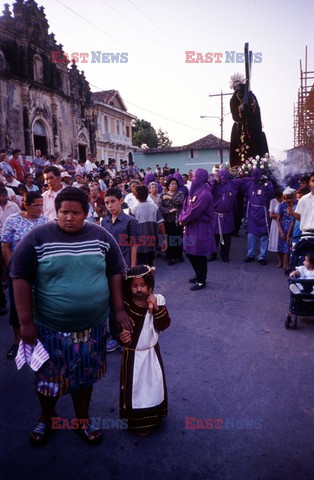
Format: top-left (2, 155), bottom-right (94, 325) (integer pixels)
top-left (61, 171), bottom-right (71, 178)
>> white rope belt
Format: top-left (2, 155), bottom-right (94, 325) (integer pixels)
top-left (247, 201), bottom-right (270, 236)
top-left (214, 211), bottom-right (225, 245)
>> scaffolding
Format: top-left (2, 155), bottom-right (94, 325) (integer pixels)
top-left (293, 46), bottom-right (314, 161)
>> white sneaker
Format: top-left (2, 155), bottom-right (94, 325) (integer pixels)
top-left (289, 284), bottom-right (301, 295)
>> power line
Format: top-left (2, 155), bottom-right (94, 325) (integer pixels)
top-left (127, 0), bottom-right (182, 50)
top-left (47, 7), bottom-right (214, 123)
top-left (89, 82), bottom-right (210, 133)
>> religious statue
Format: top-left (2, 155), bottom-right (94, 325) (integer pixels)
top-left (229, 47), bottom-right (268, 167)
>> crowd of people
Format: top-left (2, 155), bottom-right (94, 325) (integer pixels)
top-left (1, 146), bottom-right (314, 444)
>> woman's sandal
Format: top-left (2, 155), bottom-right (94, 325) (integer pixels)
top-left (29, 421), bottom-right (51, 446)
top-left (76, 423), bottom-right (103, 445)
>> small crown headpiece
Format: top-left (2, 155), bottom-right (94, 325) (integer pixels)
top-left (125, 265), bottom-right (155, 279)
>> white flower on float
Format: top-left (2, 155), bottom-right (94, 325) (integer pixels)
top-left (253, 165), bottom-right (257, 169)
top-left (255, 155), bottom-right (260, 161)
top-left (248, 164), bottom-right (253, 169)
top-left (260, 165), bottom-right (264, 169)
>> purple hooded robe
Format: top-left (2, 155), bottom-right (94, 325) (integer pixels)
top-left (245, 168), bottom-right (274, 236)
top-left (179, 168), bottom-right (216, 256)
top-left (210, 169), bottom-right (238, 234)
top-left (173, 173), bottom-right (189, 199)
top-left (144, 173), bottom-right (162, 193)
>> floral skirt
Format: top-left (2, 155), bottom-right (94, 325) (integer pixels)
top-left (34, 322), bottom-right (106, 397)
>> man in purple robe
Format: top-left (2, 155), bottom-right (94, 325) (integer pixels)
top-left (243, 168), bottom-right (273, 265)
top-left (208, 169), bottom-right (238, 262)
top-left (179, 168), bottom-right (216, 290)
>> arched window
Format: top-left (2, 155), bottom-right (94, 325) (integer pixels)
top-left (0, 49), bottom-right (6, 72)
top-left (33, 54), bottom-right (43, 83)
top-left (33, 120), bottom-right (46, 136)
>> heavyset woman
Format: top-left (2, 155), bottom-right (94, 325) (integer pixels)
top-left (10, 187), bottom-right (133, 445)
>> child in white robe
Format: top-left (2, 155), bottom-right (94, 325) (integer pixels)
top-left (119, 265), bottom-right (170, 436)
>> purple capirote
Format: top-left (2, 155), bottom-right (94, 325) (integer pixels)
top-left (179, 168), bottom-right (216, 256)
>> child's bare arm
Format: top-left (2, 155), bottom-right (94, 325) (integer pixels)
top-left (289, 270), bottom-right (300, 278)
top-left (118, 330), bottom-right (132, 345)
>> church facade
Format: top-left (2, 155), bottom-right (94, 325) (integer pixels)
top-left (0, 0), bottom-right (96, 160)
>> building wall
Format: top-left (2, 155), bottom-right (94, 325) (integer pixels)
top-left (134, 148), bottom-right (230, 173)
top-left (94, 101), bottom-right (137, 168)
top-left (0, 1), bottom-right (93, 159)
top-left (0, 76), bottom-right (91, 157)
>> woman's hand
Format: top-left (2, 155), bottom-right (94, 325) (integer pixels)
top-left (20, 323), bottom-right (38, 345)
top-left (115, 309), bottom-right (135, 332)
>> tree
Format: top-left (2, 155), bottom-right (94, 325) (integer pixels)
top-left (132, 119), bottom-right (158, 148)
top-left (157, 128), bottom-right (172, 148)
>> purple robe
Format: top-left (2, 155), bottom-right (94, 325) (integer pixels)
top-left (210, 170), bottom-right (237, 234)
top-left (245, 169), bottom-right (274, 236)
top-left (173, 173), bottom-right (189, 199)
top-left (144, 173), bottom-right (162, 193)
top-left (179, 169), bottom-right (216, 256)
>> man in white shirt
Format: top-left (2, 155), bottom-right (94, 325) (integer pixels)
top-left (42, 166), bottom-right (64, 220)
top-left (125, 180), bottom-right (154, 208)
top-left (84, 153), bottom-right (94, 174)
top-left (288, 172), bottom-right (314, 234)
top-left (4, 172), bottom-right (20, 189)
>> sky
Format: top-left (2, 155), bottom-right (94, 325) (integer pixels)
top-left (6, 0), bottom-right (314, 159)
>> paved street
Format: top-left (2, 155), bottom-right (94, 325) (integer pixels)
top-left (1, 232), bottom-right (314, 480)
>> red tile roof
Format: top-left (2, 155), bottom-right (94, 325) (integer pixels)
top-left (141, 134), bottom-right (230, 154)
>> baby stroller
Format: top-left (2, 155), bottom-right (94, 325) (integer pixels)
top-left (285, 235), bottom-right (314, 329)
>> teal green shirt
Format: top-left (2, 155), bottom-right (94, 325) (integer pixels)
top-left (10, 221), bottom-right (126, 331)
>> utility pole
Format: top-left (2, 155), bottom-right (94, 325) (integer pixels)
top-left (208, 91), bottom-right (232, 164)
